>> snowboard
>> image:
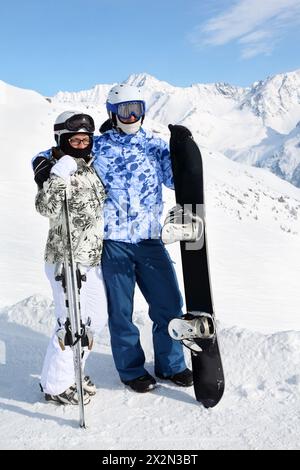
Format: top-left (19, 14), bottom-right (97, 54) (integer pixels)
top-left (167, 124), bottom-right (225, 408)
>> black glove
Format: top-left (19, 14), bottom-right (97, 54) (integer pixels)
top-left (33, 147), bottom-right (65, 189)
top-left (51, 146), bottom-right (65, 160)
top-left (99, 119), bottom-right (113, 134)
top-left (33, 156), bottom-right (53, 189)
top-left (168, 124), bottom-right (193, 142)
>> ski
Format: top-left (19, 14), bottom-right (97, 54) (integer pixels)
top-left (55, 189), bottom-right (89, 428)
top-left (167, 125), bottom-right (225, 408)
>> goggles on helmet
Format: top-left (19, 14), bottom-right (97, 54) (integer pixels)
top-left (107, 100), bottom-right (146, 120)
top-left (54, 114), bottom-right (95, 133)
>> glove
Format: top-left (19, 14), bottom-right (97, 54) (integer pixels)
top-left (33, 156), bottom-right (53, 189)
top-left (50, 155), bottom-right (77, 183)
top-left (168, 124), bottom-right (193, 142)
top-left (99, 118), bottom-right (113, 134)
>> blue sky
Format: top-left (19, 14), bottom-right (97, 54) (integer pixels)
top-left (1, 0), bottom-right (299, 95)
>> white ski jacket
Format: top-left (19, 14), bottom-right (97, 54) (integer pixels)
top-left (35, 156), bottom-right (106, 267)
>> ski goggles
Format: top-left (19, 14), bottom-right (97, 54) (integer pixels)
top-left (54, 114), bottom-right (95, 133)
top-left (107, 100), bottom-right (146, 120)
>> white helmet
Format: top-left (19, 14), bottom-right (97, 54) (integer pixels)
top-left (54, 111), bottom-right (95, 144)
top-left (106, 84), bottom-right (146, 135)
top-left (107, 83), bottom-right (144, 105)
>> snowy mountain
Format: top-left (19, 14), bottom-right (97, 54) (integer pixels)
top-left (49, 70), bottom-right (300, 187)
top-left (240, 71), bottom-right (300, 133)
top-left (1, 75), bottom-right (300, 450)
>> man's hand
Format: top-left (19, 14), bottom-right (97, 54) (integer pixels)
top-left (33, 157), bottom-right (53, 189)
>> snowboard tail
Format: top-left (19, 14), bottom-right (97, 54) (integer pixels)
top-left (191, 338), bottom-right (224, 408)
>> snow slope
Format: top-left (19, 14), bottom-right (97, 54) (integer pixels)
top-left (0, 79), bottom-right (300, 450)
top-left (0, 297), bottom-right (300, 450)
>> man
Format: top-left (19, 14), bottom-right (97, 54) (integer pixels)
top-left (92, 84), bottom-right (192, 392)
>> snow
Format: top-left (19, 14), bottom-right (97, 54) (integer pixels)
top-left (1, 301), bottom-right (300, 450)
top-left (0, 75), bottom-right (300, 450)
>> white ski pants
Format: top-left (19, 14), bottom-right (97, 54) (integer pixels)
top-left (40, 263), bottom-right (108, 395)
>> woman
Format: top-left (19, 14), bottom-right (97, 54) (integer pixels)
top-left (33, 111), bottom-right (107, 405)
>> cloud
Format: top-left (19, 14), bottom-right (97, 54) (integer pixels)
top-left (239, 30), bottom-right (275, 58)
top-left (190, 0), bottom-right (300, 58)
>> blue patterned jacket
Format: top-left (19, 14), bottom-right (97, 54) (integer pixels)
top-left (33, 128), bottom-right (174, 243)
top-left (93, 128), bottom-right (174, 243)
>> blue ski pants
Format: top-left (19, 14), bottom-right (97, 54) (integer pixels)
top-left (101, 239), bottom-right (187, 382)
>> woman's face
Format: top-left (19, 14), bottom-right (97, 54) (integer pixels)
top-left (68, 133), bottom-right (91, 148)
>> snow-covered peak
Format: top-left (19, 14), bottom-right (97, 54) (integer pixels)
top-left (52, 72), bottom-right (245, 111)
top-left (53, 82), bottom-right (112, 105)
top-left (125, 72), bottom-right (245, 98)
top-left (124, 72), bottom-right (175, 91)
top-left (241, 69), bottom-right (300, 133)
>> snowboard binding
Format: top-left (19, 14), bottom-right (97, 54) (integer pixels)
top-left (161, 205), bottom-right (204, 245)
top-left (168, 312), bottom-right (216, 353)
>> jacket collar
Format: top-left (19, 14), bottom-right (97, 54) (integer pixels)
top-left (107, 128), bottom-right (145, 145)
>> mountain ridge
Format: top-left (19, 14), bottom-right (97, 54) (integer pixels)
top-left (49, 69), bottom-right (300, 187)
top-left (1, 69), bottom-right (300, 188)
